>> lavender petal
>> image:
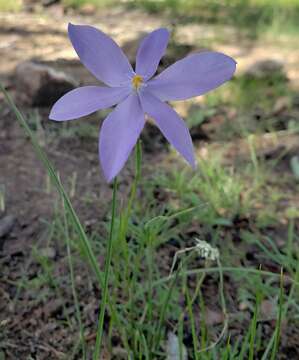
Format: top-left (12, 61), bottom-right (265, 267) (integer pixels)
top-left (68, 23), bottom-right (134, 87)
top-left (135, 28), bottom-right (169, 80)
top-left (140, 91), bottom-right (195, 168)
top-left (99, 94), bottom-right (145, 182)
top-left (146, 52), bottom-right (236, 101)
top-left (49, 86), bottom-right (131, 121)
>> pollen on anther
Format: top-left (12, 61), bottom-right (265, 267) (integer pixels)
top-left (132, 74), bottom-right (143, 90)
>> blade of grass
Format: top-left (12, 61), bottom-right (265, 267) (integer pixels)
top-left (186, 287), bottom-right (199, 360)
top-left (239, 328), bottom-right (251, 359)
top-left (249, 284), bottom-right (262, 360)
top-left (287, 217), bottom-right (295, 264)
top-left (93, 178), bottom-right (118, 360)
top-left (223, 335), bottom-right (231, 360)
top-left (63, 201), bottom-right (87, 359)
top-left (262, 267), bottom-right (290, 360)
top-left (270, 269), bottom-right (284, 360)
top-left (152, 262), bottom-right (182, 355)
top-left (196, 259), bottom-right (228, 354)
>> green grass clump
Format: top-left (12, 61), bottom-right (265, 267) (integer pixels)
top-left (206, 74), bottom-right (289, 112)
top-left (198, 70), bottom-right (295, 140)
top-left (147, 156), bottom-right (245, 226)
top-left (0, 0), bottom-right (22, 12)
top-left (62, 0), bottom-right (114, 8)
top-left (132, 0), bottom-right (299, 37)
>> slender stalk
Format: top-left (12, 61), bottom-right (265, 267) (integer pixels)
top-left (262, 264), bottom-right (298, 360)
top-left (63, 201), bottom-right (87, 359)
top-left (271, 269), bottom-right (284, 360)
top-left (287, 218), bottom-right (295, 263)
top-left (127, 140), bottom-right (142, 213)
top-left (186, 288), bottom-right (200, 360)
top-left (194, 258), bottom-right (228, 354)
top-left (249, 288), bottom-right (261, 360)
top-left (119, 140), bottom-right (142, 244)
top-left (152, 262), bottom-right (182, 354)
top-left (118, 141), bottom-right (142, 335)
top-left (93, 178), bottom-right (118, 360)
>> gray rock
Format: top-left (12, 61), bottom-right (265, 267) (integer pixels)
top-left (0, 215), bottom-right (16, 238)
top-left (23, 0), bottom-right (59, 11)
top-left (42, 0), bottom-right (60, 6)
top-left (15, 61), bottom-right (78, 107)
top-left (244, 59), bottom-right (287, 81)
top-left (39, 247), bottom-right (56, 259)
top-left (0, 215), bottom-right (16, 251)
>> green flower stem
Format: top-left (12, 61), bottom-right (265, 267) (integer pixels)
top-left (127, 140), bottom-right (142, 217)
top-left (94, 142), bottom-right (141, 359)
top-left (94, 177), bottom-right (118, 360)
top-left (119, 140), bottom-right (142, 245)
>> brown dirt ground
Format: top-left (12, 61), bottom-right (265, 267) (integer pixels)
top-left (1, 4), bottom-right (299, 359)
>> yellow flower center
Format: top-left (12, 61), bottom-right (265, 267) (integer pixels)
top-left (132, 74), bottom-right (143, 90)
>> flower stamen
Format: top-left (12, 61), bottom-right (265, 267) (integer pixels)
top-left (132, 74), bottom-right (143, 91)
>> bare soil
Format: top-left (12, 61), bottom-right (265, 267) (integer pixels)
top-left (1, 4), bottom-right (299, 359)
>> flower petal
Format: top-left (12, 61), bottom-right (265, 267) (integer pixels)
top-left (140, 91), bottom-right (195, 168)
top-left (68, 23), bottom-right (134, 86)
top-left (49, 86), bottom-right (130, 121)
top-left (99, 94), bottom-right (145, 182)
top-left (146, 52), bottom-right (236, 101)
top-left (135, 28), bottom-right (169, 80)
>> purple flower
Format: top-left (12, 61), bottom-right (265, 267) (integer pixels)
top-left (50, 24), bottom-right (236, 182)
